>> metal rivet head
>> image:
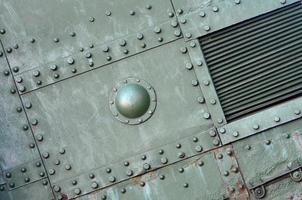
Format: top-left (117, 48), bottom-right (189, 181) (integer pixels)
top-left (89, 17), bottom-right (95, 22)
top-left (126, 169), bottom-right (133, 176)
top-left (0, 29), bottom-right (6, 34)
top-left (204, 25), bottom-right (210, 31)
top-left (180, 18), bottom-right (187, 24)
top-left (36, 135), bottom-right (43, 141)
top-left (213, 138), bottom-right (220, 146)
top-left (59, 148), bottom-right (65, 154)
top-left (124, 161), bottom-right (130, 167)
top-left (53, 73), bottom-right (59, 79)
top-left (209, 130), bottom-right (216, 137)
top-left (197, 96), bottom-right (205, 104)
top-left (54, 159), bottom-right (60, 165)
top-left (219, 128), bottom-right (226, 134)
top-left (212, 6), bottom-right (219, 12)
top-left (154, 27), bottom-right (161, 34)
top-left (74, 188), bottom-right (81, 195)
top-left (190, 41), bottom-right (196, 48)
top-left (121, 188), bottom-right (126, 194)
top-left (198, 160), bottom-right (204, 166)
top-left (159, 175), bottom-right (165, 180)
top-left (71, 68), bottom-right (77, 73)
top-left (6, 48), bottom-right (12, 53)
top-left (129, 10), bottom-right (135, 15)
top-left (137, 33), bottom-right (144, 40)
top-left (89, 173), bottom-right (95, 179)
top-left (24, 177), bottom-right (30, 183)
top-left (178, 152), bottom-right (186, 158)
top-left (174, 30), bottom-right (181, 37)
top-left (217, 154), bottom-right (223, 159)
top-left (159, 149), bottom-right (164, 155)
top-left (69, 32), bottom-right (76, 37)
top-left (183, 183), bottom-right (189, 188)
top-left (5, 172), bottom-right (12, 178)
top-left (191, 80), bottom-right (199, 86)
top-left (106, 168), bottom-right (112, 173)
top-left (3, 70), bottom-right (10, 76)
top-left (119, 39), bottom-right (127, 46)
top-left (203, 80), bottom-right (210, 86)
top-left (65, 164), bottom-right (72, 170)
top-left (253, 124), bottom-right (260, 130)
top-left (67, 58), bottom-right (74, 65)
top-left (177, 9), bottom-right (183, 15)
top-left (33, 70), bottom-right (40, 77)
top-left (23, 125), bottom-right (29, 131)
top-left (176, 143), bottom-right (182, 148)
top-left (199, 11), bottom-right (206, 17)
top-left (231, 166), bottom-right (239, 173)
top-left (295, 110), bottom-right (301, 115)
top-left (140, 181), bottom-right (145, 187)
top-left (91, 182), bottom-right (98, 189)
top-left (141, 155), bottom-right (147, 160)
top-left (29, 143), bottom-right (35, 148)
top-left (185, 63), bottom-right (193, 70)
top-left (108, 176), bottom-right (116, 183)
top-left (48, 169), bottom-right (55, 175)
top-left (72, 180), bottom-right (77, 185)
top-left (42, 152), bottom-right (49, 159)
top-left (13, 67), bottom-right (19, 73)
top-left (245, 145), bottom-right (251, 150)
top-left (234, 0), bottom-right (241, 4)
top-left (203, 112), bottom-right (211, 119)
top-left (30, 38), bottom-right (35, 43)
top-left (106, 56), bottom-right (112, 61)
top-left (105, 10), bottom-right (111, 16)
top-left (53, 38), bottom-right (59, 43)
top-left (280, 0), bottom-right (286, 4)
top-left (274, 116), bottom-right (280, 122)
top-left (161, 157), bottom-right (168, 164)
top-left (9, 183), bottom-right (15, 188)
top-left (40, 172), bottom-right (45, 177)
top-left (232, 131), bottom-right (239, 137)
top-left (265, 140), bottom-right (271, 145)
top-left (224, 171), bottom-right (229, 176)
top-left (226, 148), bottom-right (232, 156)
top-left (193, 137), bottom-right (198, 142)
top-left (85, 52), bottom-right (92, 58)
top-left (36, 162), bottom-right (41, 167)
top-left (143, 163), bottom-right (151, 170)
top-left (195, 145), bottom-right (203, 152)
top-left (146, 4), bottom-right (152, 9)
top-left (50, 65), bottom-right (58, 71)
top-left (180, 47), bottom-right (187, 53)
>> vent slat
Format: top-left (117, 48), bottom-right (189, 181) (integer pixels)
top-left (199, 3), bottom-right (302, 121)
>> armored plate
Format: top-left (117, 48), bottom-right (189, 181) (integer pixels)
top-left (0, 0), bottom-right (302, 200)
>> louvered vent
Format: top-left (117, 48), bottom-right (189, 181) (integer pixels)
top-left (199, 2), bottom-right (302, 122)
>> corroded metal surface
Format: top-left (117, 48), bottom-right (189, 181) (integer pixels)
top-left (0, 0), bottom-right (301, 200)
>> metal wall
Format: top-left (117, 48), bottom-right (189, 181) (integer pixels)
top-left (0, 0), bottom-right (301, 199)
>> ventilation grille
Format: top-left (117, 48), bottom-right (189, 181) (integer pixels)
top-left (199, 2), bottom-right (302, 122)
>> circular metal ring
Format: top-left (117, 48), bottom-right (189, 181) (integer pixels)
top-left (290, 169), bottom-right (302, 182)
top-left (253, 186), bottom-right (266, 199)
top-left (109, 77), bottom-right (156, 125)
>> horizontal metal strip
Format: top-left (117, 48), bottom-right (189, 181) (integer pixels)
top-left (225, 83), bottom-right (302, 118)
top-left (200, 2), bottom-right (301, 46)
top-left (216, 44), bottom-right (301, 95)
top-left (206, 22), bottom-right (302, 69)
top-left (219, 63), bottom-right (302, 103)
top-left (202, 9), bottom-right (301, 56)
top-left (214, 38), bottom-right (302, 90)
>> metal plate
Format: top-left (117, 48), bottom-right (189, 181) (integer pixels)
top-left (21, 39), bottom-right (218, 198)
top-left (172, 0), bottom-right (300, 40)
top-left (75, 148), bottom-right (244, 200)
top-left (0, 0), bottom-right (180, 76)
top-left (233, 118), bottom-right (302, 189)
top-left (0, 179), bottom-right (55, 200)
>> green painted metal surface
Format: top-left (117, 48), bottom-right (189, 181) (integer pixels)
top-left (0, 0), bottom-right (301, 200)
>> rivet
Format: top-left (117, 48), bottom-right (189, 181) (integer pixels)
top-left (159, 175), bottom-right (165, 180)
top-left (106, 56), bottom-right (112, 61)
top-left (72, 180), bottom-right (77, 185)
top-left (195, 145), bottom-right (203, 152)
top-left (203, 80), bottom-right (210, 86)
top-left (185, 33), bottom-right (192, 39)
top-left (212, 6), bottom-right (219, 12)
top-left (284, 133), bottom-right (290, 139)
top-left (108, 176), bottom-right (116, 183)
top-left (13, 66), bottom-right (19, 73)
top-left (126, 169), bottom-right (133, 176)
top-left (161, 157), bottom-right (168, 164)
top-left (199, 11), bottom-right (206, 17)
top-left (265, 140), bottom-right (271, 145)
top-left (16, 106), bottom-right (23, 113)
top-left (53, 38), bottom-right (59, 43)
top-left (89, 17), bottom-right (95, 22)
top-left (53, 73), bottom-right (59, 79)
top-left (232, 131), bottom-right (239, 137)
top-left (74, 188), bottom-right (81, 195)
top-left (183, 183), bottom-right (189, 188)
top-left (123, 49), bottom-right (129, 54)
top-left (146, 5), bottom-right (152, 9)
top-left (36, 135), bottom-right (43, 142)
top-left (177, 9), bottom-right (183, 15)
top-left (50, 65), bottom-right (58, 71)
top-left (158, 149), bottom-right (164, 155)
top-left (9, 183), bottom-right (15, 188)
top-left (85, 52), bottom-right (92, 58)
top-left (253, 124), bottom-right (260, 130)
top-left (36, 162), bottom-right (41, 167)
top-left (124, 161), bottom-right (130, 166)
top-left (6, 48), bottom-right (12, 53)
top-left (102, 46), bottom-right (109, 52)
top-left (65, 164), bottom-right (72, 170)
top-left (217, 154), bottom-right (223, 159)
top-left (197, 96), bottom-right (205, 104)
top-left (178, 152), bottom-right (186, 158)
top-left (158, 37), bottom-right (163, 42)
top-left (141, 154), bottom-right (147, 160)
top-left (33, 70), bottom-right (40, 77)
top-left (171, 20), bottom-right (178, 28)
top-left (204, 25), bottom-right (210, 31)
top-left (25, 102), bottom-right (32, 109)
top-left (180, 47), bottom-right (187, 54)
top-left (245, 145), bottom-right (251, 150)
top-left (89, 44), bottom-right (94, 48)
top-left (203, 112), bottom-right (211, 119)
top-left (190, 41), bottom-right (196, 48)
top-left (178, 167), bottom-right (184, 173)
top-left (219, 128), bottom-right (226, 134)
top-left (80, 47), bottom-right (84, 52)
top-left (105, 10), bottom-right (111, 16)
top-left (213, 138), bottom-right (220, 146)
top-left (210, 99), bottom-right (216, 105)
top-left (36, 80), bottom-right (42, 85)
top-left (29, 143), bottom-right (35, 148)
top-left (196, 60), bottom-right (203, 66)
top-left (294, 110), bottom-right (301, 115)
top-left (30, 38), bottom-right (35, 43)
top-left (119, 39), bottom-right (127, 46)
top-left (198, 160), bottom-right (204, 166)
top-left (15, 77), bottom-right (23, 83)
top-left (39, 172), bottom-right (45, 177)
top-left (280, 0), bottom-right (286, 4)
top-left (89, 61), bottom-right (94, 67)
top-left (24, 177), bottom-right (30, 183)
top-left (42, 180), bottom-right (48, 185)
top-left (0, 186), bottom-right (4, 191)
top-left (129, 10), bottom-right (135, 15)
top-left (143, 163), bottom-right (151, 170)
top-left (274, 116), bottom-right (280, 122)
top-left (209, 130), bottom-right (216, 137)
top-left (154, 27), bottom-right (161, 34)
top-left (53, 185), bottom-right (61, 192)
top-left (67, 58), bottom-right (74, 65)
top-left (226, 148), bottom-right (232, 156)
top-left (176, 143), bottom-right (182, 148)
top-left (71, 68), bottom-right (77, 73)
top-left (13, 44), bottom-right (18, 49)
top-left (106, 168), bottom-right (112, 173)
top-left (70, 32), bottom-right (76, 37)
top-left (174, 30), bottom-right (181, 37)
top-left (91, 182), bottom-right (98, 189)
top-left (5, 172), bottom-right (12, 178)
top-left (180, 18), bottom-right (187, 24)
top-left (137, 33), bottom-right (144, 40)
top-left (140, 181), bottom-right (145, 187)
top-left (223, 171), bottom-right (229, 176)
top-left (101, 195), bottom-right (107, 200)
top-left (168, 12), bottom-right (174, 17)
top-left (54, 159), bottom-right (60, 165)
top-left (231, 166), bottom-right (239, 173)
top-left (59, 148), bottom-right (65, 154)
top-left (23, 125), bottom-right (29, 131)
top-left (234, 0), bottom-right (241, 4)
top-left (121, 188), bottom-right (126, 194)
top-left (193, 137), bottom-right (198, 142)
top-left (0, 51), bottom-right (3, 57)
top-left (0, 29), bottom-right (6, 34)
top-left (48, 169), bottom-right (55, 175)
